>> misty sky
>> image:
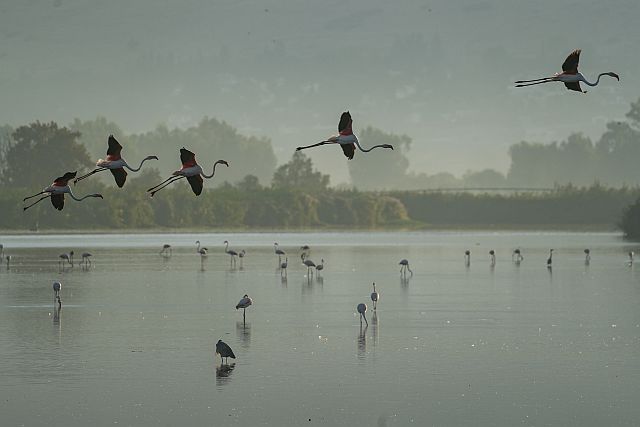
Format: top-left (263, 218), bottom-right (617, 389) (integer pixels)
top-left (2, 0), bottom-right (639, 184)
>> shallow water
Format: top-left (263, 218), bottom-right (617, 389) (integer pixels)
top-left (1, 231), bottom-right (639, 426)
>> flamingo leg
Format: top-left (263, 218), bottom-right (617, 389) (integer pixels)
top-left (74, 167), bottom-right (107, 184)
top-left (23, 191), bottom-right (47, 201)
top-left (515, 79), bottom-right (554, 87)
top-left (148, 176), bottom-right (184, 197)
top-left (514, 77), bottom-right (554, 83)
top-left (147, 175), bottom-right (181, 192)
top-left (23, 194), bottom-right (51, 211)
top-left (295, 141), bottom-right (330, 151)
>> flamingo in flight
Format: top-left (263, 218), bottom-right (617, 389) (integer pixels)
top-left (515, 49), bottom-right (619, 93)
top-left (23, 172), bottom-right (103, 211)
top-left (74, 135), bottom-right (158, 187)
top-left (296, 111), bottom-right (394, 160)
top-left (147, 148), bottom-right (228, 197)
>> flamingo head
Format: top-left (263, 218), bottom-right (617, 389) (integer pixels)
top-left (147, 155), bottom-right (159, 160)
top-left (216, 160), bottom-right (229, 167)
top-left (93, 194), bottom-right (104, 199)
top-left (607, 72), bottom-right (620, 81)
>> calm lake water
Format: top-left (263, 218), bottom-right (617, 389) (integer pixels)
top-left (1, 231), bottom-right (639, 426)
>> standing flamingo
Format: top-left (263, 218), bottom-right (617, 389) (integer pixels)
top-left (370, 283), bottom-right (379, 310)
top-left (81, 252), bottom-right (92, 268)
top-left (224, 240), bottom-right (238, 267)
top-left (315, 259), bottom-right (325, 276)
top-left (296, 111), bottom-right (394, 159)
top-left (628, 251), bottom-right (634, 266)
top-left (74, 135), bottom-right (158, 187)
top-left (274, 243), bottom-right (286, 263)
top-left (52, 281), bottom-right (62, 308)
top-left (235, 294), bottom-right (253, 323)
top-left (0, 244), bottom-right (3, 258)
top-left (23, 172), bottom-right (103, 211)
top-left (489, 250), bottom-right (496, 266)
top-left (584, 249), bottom-right (591, 264)
top-left (512, 249), bottom-right (524, 262)
top-left (216, 340), bottom-right (236, 364)
top-left (280, 257), bottom-right (288, 276)
top-left (357, 303), bottom-right (368, 326)
top-left (160, 244), bottom-right (172, 257)
top-left (196, 240), bottom-right (208, 269)
top-left (238, 250), bottom-right (246, 268)
top-left (5, 255), bottom-right (11, 269)
top-left (399, 259), bottom-right (413, 276)
top-left (515, 49), bottom-right (619, 93)
top-left (301, 253), bottom-right (316, 277)
top-left (59, 251), bottom-right (74, 269)
top-left (547, 249), bottom-right (554, 269)
top-left (147, 148), bottom-right (228, 197)
top-left (464, 250), bottom-right (471, 266)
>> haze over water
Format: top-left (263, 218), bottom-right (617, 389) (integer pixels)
top-left (1, 231), bottom-right (639, 426)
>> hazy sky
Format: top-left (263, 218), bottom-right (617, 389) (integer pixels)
top-left (2, 0), bottom-right (639, 184)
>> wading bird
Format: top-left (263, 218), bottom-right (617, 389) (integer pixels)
top-left (196, 241), bottom-right (208, 257)
top-left (315, 259), bottom-right (324, 276)
top-left (301, 253), bottom-right (316, 277)
top-left (280, 257), bottom-right (288, 276)
top-left (74, 135), bottom-right (158, 187)
top-left (236, 294), bottom-right (253, 322)
top-left (357, 303), bottom-right (368, 326)
top-left (628, 251), bottom-right (634, 266)
top-left (464, 250), bottom-right (471, 266)
top-left (295, 111), bottom-right (394, 159)
top-left (0, 244), bottom-right (3, 258)
top-left (59, 251), bottom-right (74, 269)
top-left (547, 249), bottom-right (554, 269)
top-left (216, 339), bottom-right (236, 364)
top-left (81, 252), bottom-right (92, 268)
top-left (238, 250), bottom-right (246, 268)
top-left (584, 249), bottom-right (591, 264)
top-left (23, 172), bottom-right (103, 211)
top-left (370, 283), bottom-right (379, 310)
top-left (515, 49), bottom-right (619, 93)
top-left (147, 148), bottom-right (228, 197)
top-left (5, 255), bottom-right (11, 269)
top-left (274, 243), bottom-right (286, 263)
top-left (160, 244), bottom-right (172, 257)
top-left (489, 250), bottom-right (496, 266)
top-left (399, 259), bottom-right (413, 276)
top-left (224, 240), bottom-right (238, 267)
top-left (52, 281), bottom-right (62, 307)
top-left (512, 249), bottom-right (523, 262)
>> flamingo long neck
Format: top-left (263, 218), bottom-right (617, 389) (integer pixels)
top-left (201, 161), bottom-right (225, 179)
top-left (124, 157), bottom-right (153, 172)
top-left (225, 241), bottom-right (229, 252)
top-left (582, 73), bottom-right (608, 87)
top-left (67, 189), bottom-right (96, 201)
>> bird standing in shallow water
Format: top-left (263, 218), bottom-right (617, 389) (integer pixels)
top-left (147, 148), bottom-right (228, 197)
top-left (274, 243), bottom-right (286, 264)
top-left (547, 249), bottom-right (554, 269)
top-left (301, 253), bottom-right (316, 277)
top-left (52, 281), bottom-right (62, 307)
top-left (236, 294), bottom-right (253, 323)
top-left (370, 283), bottom-right (379, 310)
top-left (23, 172), bottom-right (103, 211)
top-left (399, 259), bottom-right (413, 276)
top-left (357, 303), bottom-right (368, 326)
top-left (74, 135), bottom-right (158, 187)
top-left (464, 250), bottom-right (471, 266)
top-left (515, 49), bottom-right (619, 93)
top-left (280, 257), bottom-right (288, 276)
top-left (216, 340), bottom-right (236, 364)
top-left (295, 111), bottom-right (394, 159)
top-left (224, 240), bottom-right (239, 268)
top-left (160, 244), bottom-right (172, 257)
top-left (584, 249), bottom-right (591, 264)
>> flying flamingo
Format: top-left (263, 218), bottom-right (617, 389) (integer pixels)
top-left (301, 253), bottom-right (316, 277)
top-left (146, 148), bottom-right (228, 197)
top-left (399, 259), bottom-right (412, 276)
top-left (224, 240), bottom-right (239, 267)
top-left (515, 49), bottom-right (619, 93)
top-left (23, 172), bottom-right (103, 211)
top-left (274, 242), bottom-right (286, 263)
top-left (296, 111), bottom-right (394, 160)
top-left (235, 294), bottom-right (253, 322)
top-left (74, 135), bottom-right (158, 187)
top-left (357, 303), bottom-right (368, 326)
top-left (370, 283), bottom-right (379, 310)
top-left (216, 340), bottom-right (236, 365)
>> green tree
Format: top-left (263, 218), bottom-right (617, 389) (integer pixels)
top-left (348, 127), bottom-right (411, 190)
top-left (3, 121), bottom-right (91, 189)
top-left (272, 151), bottom-right (329, 191)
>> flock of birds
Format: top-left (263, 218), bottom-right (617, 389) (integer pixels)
top-left (20, 50), bottom-right (620, 212)
top-left (13, 48), bottom-right (623, 364)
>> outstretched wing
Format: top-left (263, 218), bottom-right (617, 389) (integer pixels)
top-left (340, 143), bottom-right (355, 160)
top-left (187, 174), bottom-right (203, 196)
top-left (338, 111), bottom-right (352, 133)
top-left (107, 135), bottom-right (123, 157)
top-left (51, 194), bottom-right (64, 210)
top-left (180, 147), bottom-right (196, 166)
top-left (562, 49), bottom-right (581, 74)
top-left (110, 168), bottom-right (127, 187)
top-left (564, 81), bottom-right (583, 92)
